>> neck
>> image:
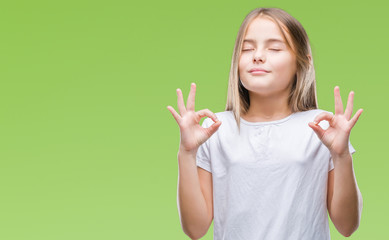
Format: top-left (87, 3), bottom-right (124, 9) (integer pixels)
top-left (242, 89), bottom-right (292, 122)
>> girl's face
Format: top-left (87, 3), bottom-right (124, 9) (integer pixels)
top-left (239, 17), bottom-right (297, 97)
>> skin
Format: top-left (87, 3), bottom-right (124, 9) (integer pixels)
top-left (239, 16), bottom-right (298, 121)
top-left (308, 87), bottom-right (363, 158)
top-left (167, 83), bottom-right (221, 154)
top-left (309, 87), bottom-right (363, 237)
top-left (167, 84), bottom-right (220, 239)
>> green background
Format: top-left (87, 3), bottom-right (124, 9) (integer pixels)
top-left (0, 0), bottom-right (386, 239)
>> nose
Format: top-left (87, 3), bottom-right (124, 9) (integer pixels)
top-left (253, 49), bottom-right (265, 63)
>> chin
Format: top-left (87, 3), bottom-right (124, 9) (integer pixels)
top-left (242, 80), bottom-right (272, 90)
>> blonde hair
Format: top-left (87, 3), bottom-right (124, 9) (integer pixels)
top-left (225, 7), bottom-right (318, 133)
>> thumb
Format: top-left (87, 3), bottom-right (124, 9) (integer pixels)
top-left (308, 121), bottom-right (325, 140)
top-left (206, 120), bottom-right (222, 137)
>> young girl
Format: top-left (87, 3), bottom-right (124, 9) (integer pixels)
top-left (167, 7), bottom-right (363, 240)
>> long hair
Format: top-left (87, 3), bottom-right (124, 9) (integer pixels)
top-left (225, 7), bottom-right (318, 133)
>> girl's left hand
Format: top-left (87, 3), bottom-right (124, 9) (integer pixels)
top-left (308, 86), bottom-right (363, 158)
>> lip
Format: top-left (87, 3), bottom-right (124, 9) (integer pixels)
top-left (249, 68), bottom-right (270, 73)
top-left (250, 70), bottom-right (269, 75)
top-left (250, 71), bottom-right (268, 75)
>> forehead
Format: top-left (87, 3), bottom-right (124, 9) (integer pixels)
top-left (244, 16), bottom-right (288, 44)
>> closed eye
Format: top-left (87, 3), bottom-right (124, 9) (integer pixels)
top-left (242, 49), bottom-right (281, 51)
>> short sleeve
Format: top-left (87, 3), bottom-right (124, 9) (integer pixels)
top-left (329, 140), bottom-right (356, 171)
top-left (196, 118), bottom-right (212, 173)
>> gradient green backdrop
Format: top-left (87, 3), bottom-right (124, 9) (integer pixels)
top-left (0, 0), bottom-right (386, 239)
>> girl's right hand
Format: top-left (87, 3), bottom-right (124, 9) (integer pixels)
top-left (167, 83), bottom-right (222, 154)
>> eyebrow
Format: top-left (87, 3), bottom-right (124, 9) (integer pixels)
top-left (243, 38), bottom-right (285, 44)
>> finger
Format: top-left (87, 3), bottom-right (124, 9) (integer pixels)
top-left (349, 108), bottom-right (363, 129)
top-left (206, 120), bottom-right (222, 136)
top-left (312, 111), bottom-right (335, 125)
top-left (177, 88), bottom-right (187, 115)
top-left (334, 86), bottom-right (344, 115)
top-left (167, 105), bottom-right (182, 125)
top-left (344, 91), bottom-right (354, 120)
top-left (308, 121), bottom-right (325, 140)
top-left (197, 109), bottom-right (219, 123)
top-left (186, 83), bottom-right (196, 111)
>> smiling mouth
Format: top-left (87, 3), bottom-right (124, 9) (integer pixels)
top-left (250, 70), bottom-right (269, 75)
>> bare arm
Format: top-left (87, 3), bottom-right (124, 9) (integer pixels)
top-left (327, 153), bottom-right (363, 237)
top-left (309, 87), bottom-right (363, 237)
top-left (167, 83), bottom-right (220, 239)
top-left (177, 149), bottom-right (212, 239)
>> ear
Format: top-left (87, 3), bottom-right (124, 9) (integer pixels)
top-left (307, 54), bottom-right (312, 64)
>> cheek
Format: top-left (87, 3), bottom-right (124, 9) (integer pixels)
top-left (239, 56), bottom-right (246, 65)
top-left (238, 57), bottom-right (248, 72)
top-left (272, 56), bottom-right (296, 74)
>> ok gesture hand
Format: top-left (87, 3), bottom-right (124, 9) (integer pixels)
top-left (167, 83), bottom-right (222, 154)
top-left (308, 86), bottom-right (363, 158)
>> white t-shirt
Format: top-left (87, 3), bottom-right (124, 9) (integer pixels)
top-left (196, 109), bottom-right (356, 240)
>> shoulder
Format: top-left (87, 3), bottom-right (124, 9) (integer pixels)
top-left (201, 111), bottom-right (238, 135)
top-left (293, 108), bottom-right (332, 119)
top-left (292, 108), bottom-right (333, 129)
top-left (202, 110), bottom-right (234, 125)
top-left (214, 110), bottom-right (234, 121)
